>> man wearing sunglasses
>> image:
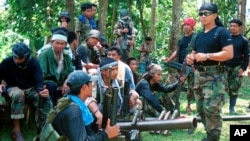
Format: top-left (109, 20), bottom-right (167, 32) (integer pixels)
top-left (185, 3), bottom-right (233, 141)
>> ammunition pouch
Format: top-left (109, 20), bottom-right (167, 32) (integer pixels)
top-left (40, 97), bottom-right (73, 141)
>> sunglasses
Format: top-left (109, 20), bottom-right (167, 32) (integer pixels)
top-left (198, 11), bottom-right (214, 17)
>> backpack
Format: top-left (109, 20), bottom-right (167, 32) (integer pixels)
top-left (40, 97), bottom-right (74, 141)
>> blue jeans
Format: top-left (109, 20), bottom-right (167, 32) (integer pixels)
top-left (139, 61), bottom-right (151, 74)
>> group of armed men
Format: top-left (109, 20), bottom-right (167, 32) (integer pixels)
top-left (0, 2), bottom-right (250, 141)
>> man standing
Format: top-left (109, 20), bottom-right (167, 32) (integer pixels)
top-left (113, 9), bottom-right (136, 62)
top-left (0, 42), bottom-right (52, 141)
top-left (186, 3), bottom-right (233, 141)
top-left (164, 17), bottom-right (196, 114)
top-left (225, 19), bottom-right (249, 115)
top-left (138, 36), bottom-right (152, 75)
top-left (76, 3), bottom-right (94, 44)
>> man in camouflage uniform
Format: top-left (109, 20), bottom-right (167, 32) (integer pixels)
top-left (77, 29), bottom-right (105, 73)
top-left (113, 9), bottom-right (136, 62)
top-left (76, 3), bottom-right (94, 44)
top-left (186, 3), bottom-right (233, 141)
top-left (138, 36), bottom-right (152, 75)
top-left (164, 17), bottom-right (196, 114)
top-left (0, 42), bottom-right (52, 141)
top-left (225, 19), bottom-right (249, 115)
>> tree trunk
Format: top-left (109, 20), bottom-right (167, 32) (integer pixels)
top-left (66, 0), bottom-right (75, 32)
top-left (110, 0), bottom-right (118, 44)
top-left (138, 0), bottom-right (146, 37)
top-left (150, 0), bottom-right (157, 49)
top-left (99, 0), bottom-right (109, 34)
top-left (169, 0), bottom-right (182, 52)
top-left (239, 0), bottom-right (246, 34)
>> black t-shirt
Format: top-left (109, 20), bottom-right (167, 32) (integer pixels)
top-left (178, 35), bottom-right (193, 63)
top-left (225, 34), bottom-right (249, 70)
top-left (194, 26), bottom-right (232, 66)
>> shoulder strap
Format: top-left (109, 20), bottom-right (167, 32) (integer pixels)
top-left (214, 26), bottom-right (224, 40)
top-left (46, 97), bottom-right (74, 124)
top-left (187, 33), bottom-right (198, 54)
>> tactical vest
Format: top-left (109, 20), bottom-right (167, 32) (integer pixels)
top-left (40, 97), bottom-right (74, 141)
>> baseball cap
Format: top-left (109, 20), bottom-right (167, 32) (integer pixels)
top-left (66, 70), bottom-right (96, 90)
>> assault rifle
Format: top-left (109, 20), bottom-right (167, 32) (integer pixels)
top-left (165, 61), bottom-right (193, 116)
top-left (119, 20), bottom-right (129, 51)
top-left (165, 61), bottom-right (192, 77)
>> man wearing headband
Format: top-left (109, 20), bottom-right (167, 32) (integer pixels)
top-left (0, 42), bottom-right (52, 141)
top-left (39, 30), bottom-right (74, 106)
top-left (86, 57), bottom-right (141, 129)
top-left (185, 2), bottom-right (233, 141)
top-left (225, 19), bottom-right (248, 115)
top-left (164, 17), bottom-right (197, 114)
top-left (136, 64), bottom-right (184, 117)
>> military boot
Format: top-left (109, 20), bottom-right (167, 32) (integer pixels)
top-left (229, 97), bottom-right (237, 115)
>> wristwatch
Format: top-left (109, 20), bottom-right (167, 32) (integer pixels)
top-left (206, 53), bottom-right (210, 60)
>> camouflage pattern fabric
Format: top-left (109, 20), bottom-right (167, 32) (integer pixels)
top-left (224, 65), bottom-right (242, 97)
top-left (7, 87), bottom-right (52, 119)
top-left (187, 71), bottom-right (195, 104)
top-left (193, 66), bottom-right (225, 141)
top-left (76, 19), bottom-right (91, 44)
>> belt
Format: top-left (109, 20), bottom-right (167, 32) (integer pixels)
top-left (195, 65), bottom-right (223, 72)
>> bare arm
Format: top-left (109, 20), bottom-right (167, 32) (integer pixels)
top-left (193, 45), bottom-right (233, 62)
top-left (164, 50), bottom-right (177, 63)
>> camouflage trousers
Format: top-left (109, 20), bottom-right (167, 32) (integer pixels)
top-left (7, 87), bottom-right (52, 119)
top-left (193, 67), bottom-right (225, 141)
top-left (224, 65), bottom-right (242, 97)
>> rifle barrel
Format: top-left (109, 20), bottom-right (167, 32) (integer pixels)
top-left (118, 117), bottom-right (197, 131)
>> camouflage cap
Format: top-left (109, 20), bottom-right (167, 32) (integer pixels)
top-left (148, 64), bottom-right (162, 74)
top-left (87, 29), bottom-right (100, 40)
